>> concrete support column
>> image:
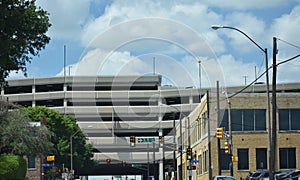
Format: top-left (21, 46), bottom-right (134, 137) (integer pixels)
top-left (158, 91), bottom-right (164, 180)
top-left (159, 129), bottom-right (164, 180)
top-left (63, 83), bottom-right (67, 107)
top-left (32, 84), bottom-right (36, 107)
top-left (63, 82), bottom-right (67, 116)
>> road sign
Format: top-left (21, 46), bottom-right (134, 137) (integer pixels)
top-left (132, 163), bottom-right (142, 167)
top-left (42, 163), bottom-right (53, 167)
top-left (191, 160), bottom-right (200, 164)
top-left (137, 138), bottom-right (155, 143)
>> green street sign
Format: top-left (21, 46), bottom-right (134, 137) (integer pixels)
top-left (137, 138), bottom-right (155, 143)
top-left (132, 163), bottom-right (142, 167)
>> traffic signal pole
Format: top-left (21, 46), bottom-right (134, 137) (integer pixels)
top-left (227, 100), bottom-right (233, 176)
top-left (187, 117), bottom-right (192, 180)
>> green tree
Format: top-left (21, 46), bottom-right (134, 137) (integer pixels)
top-left (0, 101), bottom-right (53, 155)
top-left (0, 154), bottom-right (27, 180)
top-left (22, 106), bottom-right (95, 174)
top-left (0, 0), bottom-right (51, 83)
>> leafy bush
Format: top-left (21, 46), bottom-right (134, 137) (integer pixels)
top-left (0, 155), bottom-right (26, 180)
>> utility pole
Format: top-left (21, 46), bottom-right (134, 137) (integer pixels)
top-left (187, 117), bottom-right (192, 180)
top-left (173, 113), bottom-right (177, 180)
top-left (207, 91), bottom-right (213, 180)
top-left (270, 37), bottom-right (277, 180)
top-left (179, 112), bottom-right (183, 180)
top-left (243, 75), bottom-right (248, 85)
top-left (216, 81), bottom-right (222, 175)
top-left (227, 99), bottom-right (233, 176)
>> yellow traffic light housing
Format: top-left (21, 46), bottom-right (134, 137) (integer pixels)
top-left (216, 127), bottom-right (224, 139)
top-left (106, 159), bottom-right (111, 165)
top-left (224, 141), bottom-right (230, 155)
top-left (232, 156), bottom-right (238, 162)
top-left (159, 136), bottom-right (164, 147)
top-left (130, 136), bottom-right (135, 147)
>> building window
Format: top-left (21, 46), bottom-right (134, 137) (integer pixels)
top-left (27, 156), bottom-right (36, 169)
top-left (238, 149), bottom-right (249, 170)
top-left (256, 148), bottom-right (267, 169)
top-left (221, 149), bottom-right (231, 170)
top-left (220, 109), bottom-right (266, 131)
top-left (204, 150), bottom-right (208, 172)
top-left (279, 109), bottom-right (300, 130)
top-left (197, 154), bottom-right (202, 175)
top-left (279, 148), bottom-right (296, 169)
top-left (219, 109), bottom-right (229, 130)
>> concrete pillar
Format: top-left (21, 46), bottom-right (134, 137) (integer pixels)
top-left (159, 129), bottom-right (164, 180)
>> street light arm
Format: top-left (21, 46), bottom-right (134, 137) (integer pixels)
top-left (211, 25), bottom-right (265, 53)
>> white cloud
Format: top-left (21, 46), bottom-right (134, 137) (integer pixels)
top-left (202, 0), bottom-right (288, 10)
top-left (217, 54), bottom-right (258, 86)
top-left (267, 5), bottom-right (300, 83)
top-left (220, 12), bottom-right (267, 54)
top-left (81, 1), bottom-right (221, 55)
top-left (270, 5), bottom-right (300, 57)
top-left (36, 0), bottom-right (90, 40)
top-left (49, 0), bottom-right (300, 87)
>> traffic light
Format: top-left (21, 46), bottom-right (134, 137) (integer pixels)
top-left (121, 160), bottom-right (126, 166)
top-left (216, 127), bottom-right (224, 139)
top-left (232, 156), bottom-right (238, 162)
top-left (159, 136), bottom-right (164, 147)
top-left (187, 147), bottom-right (192, 160)
top-left (106, 159), bottom-right (111, 165)
top-left (130, 136), bottom-right (135, 147)
top-left (224, 141), bottom-right (230, 154)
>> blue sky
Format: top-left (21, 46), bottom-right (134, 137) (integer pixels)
top-left (10, 0), bottom-right (300, 88)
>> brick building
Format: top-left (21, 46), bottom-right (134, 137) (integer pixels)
top-left (178, 83), bottom-right (300, 180)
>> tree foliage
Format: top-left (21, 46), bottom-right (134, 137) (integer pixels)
top-left (0, 154), bottom-right (27, 180)
top-left (0, 101), bottom-right (53, 155)
top-left (22, 106), bottom-right (95, 173)
top-left (0, 0), bottom-right (51, 83)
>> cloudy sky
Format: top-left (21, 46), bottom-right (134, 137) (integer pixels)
top-left (11, 0), bottom-right (300, 88)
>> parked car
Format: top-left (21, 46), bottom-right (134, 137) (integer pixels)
top-left (276, 170), bottom-right (300, 180)
top-left (245, 172), bottom-right (255, 180)
top-left (245, 169), bottom-right (268, 180)
top-left (213, 175), bottom-right (236, 180)
top-left (258, 170), bottom-right (281, 180)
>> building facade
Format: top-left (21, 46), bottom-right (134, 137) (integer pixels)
top-left (2, 75), bottom-right (202, 179)
top-left (3, 75), bottom-right (300, 180)
top-left (178, 83), bottom-right (300, 180)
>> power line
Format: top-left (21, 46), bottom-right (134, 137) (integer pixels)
top-left (277, 53), bottom-right (300, 67)
top-left (225, 52), bottom-right (300, 100)
top-left (227, 65), bottom-right (272, 99)
top-left (277, 38), bottom-right (300, 50)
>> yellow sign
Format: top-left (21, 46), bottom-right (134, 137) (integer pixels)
top-left (47, 155), bottom-right (55, 162)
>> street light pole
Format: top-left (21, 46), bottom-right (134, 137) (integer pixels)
top-left (211, 25), bottom-right (272, 178)
top-left (227, 99), bottom-right (233, 176)
top-left (163, 105), bottom-right (185, 180)
top-left (70, 129), bottom-right (81, 179)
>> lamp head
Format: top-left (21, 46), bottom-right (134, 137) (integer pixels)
top-left (211, 25), bottom-right (223, 30)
